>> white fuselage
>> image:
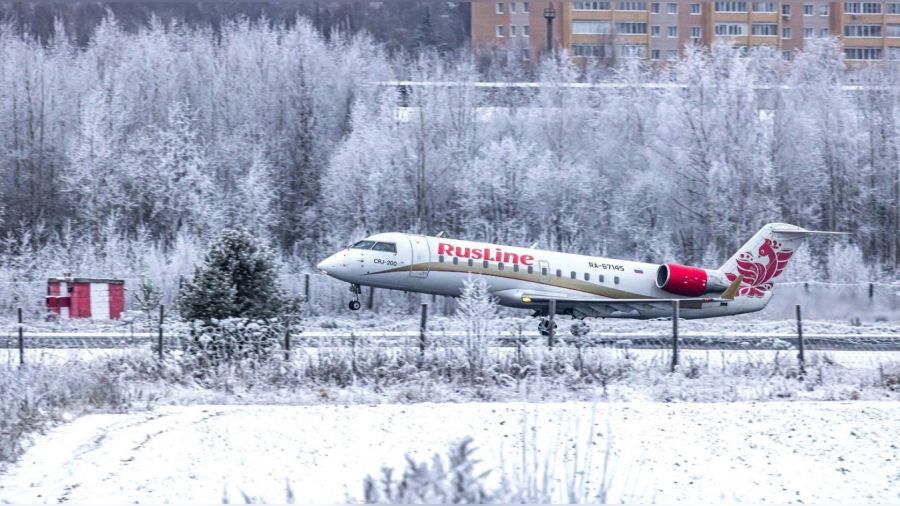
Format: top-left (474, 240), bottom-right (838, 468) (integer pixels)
top-left (317, 232), bottom-right (769, 319)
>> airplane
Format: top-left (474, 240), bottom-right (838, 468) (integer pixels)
top-left (316, 223), bottom-right (845, 336)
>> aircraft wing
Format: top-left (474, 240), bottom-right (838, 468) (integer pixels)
top-left (503, 275), bottom-right (743, 318)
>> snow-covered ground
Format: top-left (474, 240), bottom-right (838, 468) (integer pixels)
top-left (1, 401), bottom-right (898, 504)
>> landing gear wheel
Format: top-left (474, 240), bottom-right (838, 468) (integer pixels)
top-left (570, 321), bottom-right (590, 337)
top-left (348, 284), bottom-right (362, 311)
top-left (537, 318), bottom-right (557, 337)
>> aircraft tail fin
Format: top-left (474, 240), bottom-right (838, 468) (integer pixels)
top-left (719, 223), bottom-right (848, 299)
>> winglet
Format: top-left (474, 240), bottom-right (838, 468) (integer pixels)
top-left (721, 275), bottom-right (742, 300)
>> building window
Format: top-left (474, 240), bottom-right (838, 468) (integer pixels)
top-left (617, 44), bottom-right (648, 57)
top-left (844, 47), bottom-right (882, 59)
top-left (820, 28), bottom-right (829, 36)
top-left (617, 1), bottom-right (648, 11)
top-left (652, 25), bottom-right (661, 36)
top-left (651, 2), bottom-right (660, 13)
top-left (820, 4), bottom-right (829, 15)
top-left (667, 2), bottom-right (678, 14)
top-left (844, 2), bottom-right (882, 14)
top-left (714, 2), bottom-right (747, 12)
top-left (844, 24), bottom-right (882, 37)
top-left (510, 1), bottom-right (516, 13)
top-left (752, 23), bottom-right (778, 36)
top-left (888, 47), bottom-right (900, 60)
top-left (496, 25), bottom-right (505, 37)
top-left (888, 24), bottom-right (900, 37)
top-left (652, 48), bottom-right (661, 59)
top-left (496, 2), bottom-right (504, 14)
top-left (523, 25), bottom-right (530, 36)
top-left (668, 25), bottom-right (678, 37)
top-left (782, 50), bottom-right (794, 61)
top-left (572, 44), bottom-right (610, 57)
top-left (715, 22), bottom-right (748, 35)
top-left (781, 4), bottom-right (791, 16)
top-left (572, 1), bottom-right (611, 9)
top-left (691, 26), bottom-right (701, 38)
top-left (510, 25), bottom-right (517, 36)
top-left (572, 20), bottom-right (612, 34)
top-left (803, 3), bottom-right (814, 15)
top-left (667, 49), bottom-right (678, 60)
top-left (889, 3), bottom-right (900, 14)
top-left (616, 22), bottom-right (648, 34)
top-left (752, 2), bottom-right (776, 12)
top-left (523, 1), bottom-right (529, 12)
top-left (804, 27), bottom-right (814, 38)
top-left (691, 2), bottom-right (701, 14)
top-left (782, 27), bottom-right (792, 38)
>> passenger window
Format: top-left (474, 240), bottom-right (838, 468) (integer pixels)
top-left (371, 242), bottom-right (396, 253)
top-left (513, 264), bottom-right (519, 272)
top-left (556, 269), bottom-right (562, 277)
top-left (614, 276), bottom-right (620, 284)
top-left (498, 262), bottom-right (504, 271)
top-left (599, 275), bottom-right (605, 283)
top-left (453, 257), bottom-right (459, 265)
top-left (541, 267), bottom-right (547, 275)
top-left (483, 260), bottom-right (489, 268)
top-left (570, 271), bottom-right (576, 279)
top-left (439, 255), bottom-right (444, 263)
top-left (584, 273), bottom-right (590, 281)
top-left (351, 240), bottom-right (376, 250)
top-left (468, 259), bottom-right (474, 267)
top-left (528, 265), bottom-right (534, 274)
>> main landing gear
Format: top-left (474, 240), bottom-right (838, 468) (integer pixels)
top-left (537, 318), bottom-right (557, 337)
top-left (348, 283), bottom-right (362, 311)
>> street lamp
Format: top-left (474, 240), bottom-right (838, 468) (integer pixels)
top-left (543, 3), bottom-right (556, 52)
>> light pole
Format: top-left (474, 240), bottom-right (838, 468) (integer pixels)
top-left (544, 3), bottom-right (556, 53)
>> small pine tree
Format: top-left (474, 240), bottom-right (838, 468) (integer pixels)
top-left (179, 229), bottom-right (288, 322)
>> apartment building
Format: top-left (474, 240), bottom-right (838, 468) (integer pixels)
top-left (472, 1), bottom-right (900, 64)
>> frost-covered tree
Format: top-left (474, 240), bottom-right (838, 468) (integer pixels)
top-left (179, 229), bottom-right (288, 322)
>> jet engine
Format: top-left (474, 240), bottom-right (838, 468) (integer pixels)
top-left (655, 263), bottom-right (731, 297)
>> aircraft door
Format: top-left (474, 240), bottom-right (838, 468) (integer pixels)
top-left (407, 235), bottom-right (430, 278)
top-left (538, 260), bottom-right (550, 283)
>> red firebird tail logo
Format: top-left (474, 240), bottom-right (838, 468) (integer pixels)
top-left (725, 238), bottom-right (793, 298)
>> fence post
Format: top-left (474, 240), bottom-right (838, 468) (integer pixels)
top-left (670, 300), bottom-right (679, 372)
top-left (869, 282), bottom-right (874, 300)
top-left (283, 316), bottom-right (292, 361)
top-left (548, 299), bottom-right (556, 348)
top-left (158, 304), bottom-right (165, 360)
top-left (304, 273), bottom-right (310, 304)
top-left (419, 303), bottom-right (428, 355)
top-left (17, 307), bottom-right (24, 366)
top-left (796, 304), bottom-right (805, 378)
top-left (367, 287), bottom-right (375, 310)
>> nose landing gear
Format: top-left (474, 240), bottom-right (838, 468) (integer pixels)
top-left (348, 283), bottom-right (362, 311)
top-left (537, 318), bottom-right (557, 337)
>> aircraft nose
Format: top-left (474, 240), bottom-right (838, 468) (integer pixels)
top-left (316, 255), bottom-right (337, 273)
top-left (316, 251), bottom-right (348, 277)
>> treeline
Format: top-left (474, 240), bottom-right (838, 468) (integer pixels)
top-left (0, 18), bottom-right (897, 314)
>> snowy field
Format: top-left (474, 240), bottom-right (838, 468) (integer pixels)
top-left (0, 402), bottom-right (898, 504)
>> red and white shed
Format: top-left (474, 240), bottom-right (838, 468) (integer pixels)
top-left (47, 276), bottom-right (125, 320)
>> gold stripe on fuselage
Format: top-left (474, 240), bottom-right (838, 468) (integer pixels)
top-left (367, 261), bottom-right (653, 300)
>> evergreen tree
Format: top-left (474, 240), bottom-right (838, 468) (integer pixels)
top-left (178, 228), bottom-right (288, 322)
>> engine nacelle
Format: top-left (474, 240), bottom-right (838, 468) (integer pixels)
top-left (655, 263), bottom-right (731, 297)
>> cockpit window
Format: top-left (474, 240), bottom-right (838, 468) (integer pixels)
top-left (371, 242), bottom-right (397, 253)
top-left (351, 240), bottom-right (376, 250)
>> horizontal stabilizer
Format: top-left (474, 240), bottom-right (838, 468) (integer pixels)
top-left (720, 275), bottom-right (742, 300)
